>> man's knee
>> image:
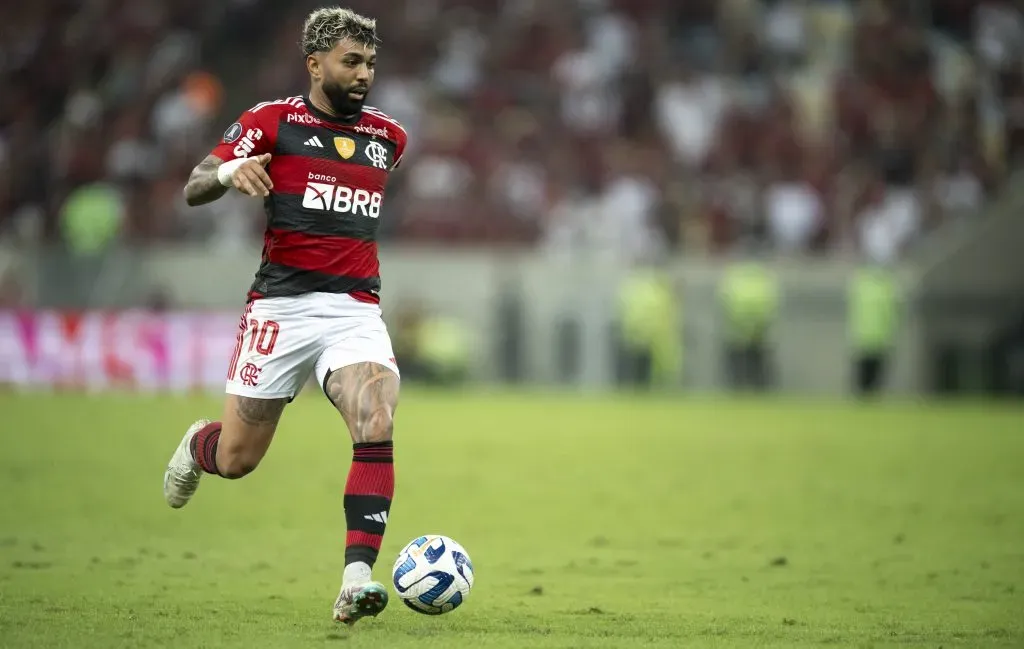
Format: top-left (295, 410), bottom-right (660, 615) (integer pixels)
top-left (358, 408), bottom-right (394, 443)
top-left (215, 438), bottom-right (264, 479)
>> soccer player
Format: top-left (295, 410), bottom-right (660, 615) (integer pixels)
top-left (162, 7), bottom-right (407, 626)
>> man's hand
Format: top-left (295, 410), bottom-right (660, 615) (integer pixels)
top-left (230, 153), bottom-right (274, 197)
top-left (184, 153), bottom-right (274, 206)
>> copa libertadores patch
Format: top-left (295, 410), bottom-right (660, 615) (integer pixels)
top-left (223, 122), bottom-right (243, 144)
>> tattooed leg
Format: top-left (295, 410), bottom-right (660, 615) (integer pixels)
top-left (211, 395), bottom-right (288, 479)
top-left (325, 361), bottom-right (399, 598)
top-left (164, 393), bottom-right (288, 507)
top-left (324, 362), bottom-right (399, 443)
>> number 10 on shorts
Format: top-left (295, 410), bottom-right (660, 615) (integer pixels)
top-left (247, 319), bottom-right (280, 356)
top-left (228, 317), bottom-right (279, 382)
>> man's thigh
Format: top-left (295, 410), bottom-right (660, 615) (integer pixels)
top-left (313, 298), bottom-right (400, 394)
top-left (312, 297), bottom-right (400, 435)
top-left (226, 297), bottom-right (322, 401)
top-left (219, 297), bottom-right (325, 465)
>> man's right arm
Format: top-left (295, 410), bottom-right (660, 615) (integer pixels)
top-left (185, 108), bottom-right (276, 207)
top-left (184, 155), bottom-right (230, 206)
top-left (183, 153), bottom-right (274, 206)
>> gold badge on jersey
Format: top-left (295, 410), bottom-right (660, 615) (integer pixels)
top-left (334, 137), bottom-right (355, 160)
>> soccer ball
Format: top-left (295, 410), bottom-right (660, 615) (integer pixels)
top-left (392, 535), bottom-right (474, 615)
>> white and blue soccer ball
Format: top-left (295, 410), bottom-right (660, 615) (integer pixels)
top-left (392, 535), bottom-right (474, 615)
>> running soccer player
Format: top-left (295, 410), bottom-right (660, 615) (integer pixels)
top-left (162, 7), bottom-right (407, 626)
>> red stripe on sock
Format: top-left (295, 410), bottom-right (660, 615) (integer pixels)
top-left (347, 530), bottom-right (384, 551)
top-left (194, 421), bottom-right (222, 475)
top-left (345, 460), bottom-right (393, 497)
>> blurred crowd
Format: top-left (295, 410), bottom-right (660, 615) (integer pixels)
top-left (1, 0), bottom-right (1023, 264)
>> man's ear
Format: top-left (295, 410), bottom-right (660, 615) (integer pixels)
top-left (306, 53), bottom-right (321, 81)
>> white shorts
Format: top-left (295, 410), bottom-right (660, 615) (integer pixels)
top-left (225, 292), bottom-right (399, 400)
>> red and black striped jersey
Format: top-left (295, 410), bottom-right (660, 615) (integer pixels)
top-left (209, 95), bottom-right (409, 304)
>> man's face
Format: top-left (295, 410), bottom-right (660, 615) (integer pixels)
top-left (311, 37), bottom-right (376, 116)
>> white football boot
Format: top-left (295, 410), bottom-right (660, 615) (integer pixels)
top-left (333, 582), bottom-right (389, 625)
top-left (163, 419), bottom-right (209, 508)
top-left (333, 563), bottom-right (389, 625)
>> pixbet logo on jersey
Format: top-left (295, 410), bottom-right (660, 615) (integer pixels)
top-left (302, 181), bottom-right (382, 218)
top-left (354, 124), bottom-right (389, 138)
top-left (287, 112), bottom-right (322, 125)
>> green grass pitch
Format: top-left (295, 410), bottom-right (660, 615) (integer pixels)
top-left (1, 390), bottom-right (1022, 648)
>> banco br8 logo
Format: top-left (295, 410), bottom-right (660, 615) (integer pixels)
top-left (302, 182), bottom-right (382, 218)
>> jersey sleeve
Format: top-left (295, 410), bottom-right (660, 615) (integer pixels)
top-left (392, 127), bottom-right (409, 170)
top-left (210, 109), bottom-right (274, 162)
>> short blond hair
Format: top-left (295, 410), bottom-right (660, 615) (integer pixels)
top-left (301, 7), bottom-right (379, 57)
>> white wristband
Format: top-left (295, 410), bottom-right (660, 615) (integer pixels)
top-left (217, 157), bottom-right (249, 187)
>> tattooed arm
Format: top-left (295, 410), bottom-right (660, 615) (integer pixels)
top-left (183, 155), bottom-right (230, 206)
top-left (325, 362), bottom-right (400, 443)
top-left (183, 154), bottom-right (274, 206)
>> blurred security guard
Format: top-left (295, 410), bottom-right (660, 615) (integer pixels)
top-left (60, 182), bottom-right (124, 256)
top-left (719, 260), bottom-right (778, 391)
top-left (616, 264), bottom-right (681, 388)
top-left (848, 264), bottom-right (899, 396)
top-left (49, 182), bottom-right (125, 307)
top-left (415, 314), bottom-right (471, 386)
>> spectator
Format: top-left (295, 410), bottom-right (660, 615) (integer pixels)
top-left (0, 0), bottom-right (1018, 262)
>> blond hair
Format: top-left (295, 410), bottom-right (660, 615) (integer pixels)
top-left (301, 7), bottom-right (379, 56)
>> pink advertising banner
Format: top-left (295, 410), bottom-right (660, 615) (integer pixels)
top-left (0, 310), bottom-right (240, 391)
